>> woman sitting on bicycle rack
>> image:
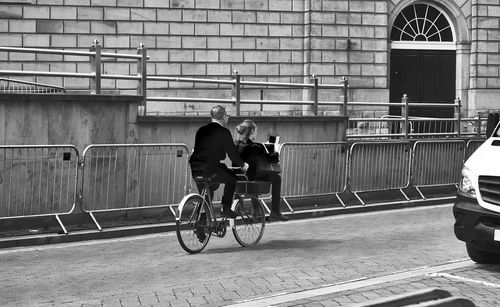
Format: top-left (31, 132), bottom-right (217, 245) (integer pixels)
top-left (234, 120), bottom-right (289, 221)
top-left (189, 105), bottom-right (249, 219)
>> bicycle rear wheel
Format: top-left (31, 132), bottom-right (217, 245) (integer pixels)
top-left (232, 195), bottom-right (265, 247)
top-left (176, 194), bottom-right (212, 254)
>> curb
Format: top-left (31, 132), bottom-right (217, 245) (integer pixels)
top-left (0, 197), bottom-right (454, 249)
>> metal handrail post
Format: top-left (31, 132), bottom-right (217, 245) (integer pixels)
top-left (342, 76), bottom-right (348, 116)
top-left (477, 113), bottom-right (481, 137)
top-left (312, 74), bottom-right (318, 115)
top-left (90, 40), bottom-right (101, 94)
top-left (137, 43), bottom-right (147, 114)
top-left (454, 98), bottom-right (461, 137)
top-left (233, 70), bottom-right (241, 116)
top-left (402, 94), bottom-right (408, 139)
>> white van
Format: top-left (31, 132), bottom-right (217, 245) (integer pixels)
top-left (454, 114), bottom-right (500, 263)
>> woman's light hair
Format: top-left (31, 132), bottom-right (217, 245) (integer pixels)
top-left (235, 119), bottom-right (257, 139)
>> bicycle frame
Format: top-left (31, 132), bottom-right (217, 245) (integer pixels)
top-left (176, 180), bottom-right (229, 229)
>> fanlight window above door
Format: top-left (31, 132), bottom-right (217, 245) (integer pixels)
top-left (390, 3), bottom-right (453, 42)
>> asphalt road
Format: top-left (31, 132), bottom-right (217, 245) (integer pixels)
top-left (1, 203), bottom-right (499, 307)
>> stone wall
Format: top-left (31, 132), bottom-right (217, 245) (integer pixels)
top-left (0, 94), bottom-right (346, 149)
top-left (1, 0), bottom-right (500, 116)
top-left (0, 0), bottom-right (389, 116)
top-left (0, 94), bottom-right (139, 150)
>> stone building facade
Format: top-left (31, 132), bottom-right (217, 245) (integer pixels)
top-left (0, 0), bottom-right (499, 117)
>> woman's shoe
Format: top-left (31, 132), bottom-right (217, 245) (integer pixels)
top-left (269, 211), bottom-right (289, 221)
top-left (221, 209), bottom-right (238, 219)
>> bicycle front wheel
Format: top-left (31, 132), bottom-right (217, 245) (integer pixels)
top-left (232, 195), bottom-right (265, 247)
top-left (176, 194), bottom-right (212, 254)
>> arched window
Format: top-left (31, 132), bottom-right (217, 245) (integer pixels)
top-left (390, 3), bottom-right (453, 42)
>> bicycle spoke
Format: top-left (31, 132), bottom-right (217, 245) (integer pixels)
top-left (232, 195), bottom-right (265, 247)
top-left (176, 194), bottom-right (211, 254)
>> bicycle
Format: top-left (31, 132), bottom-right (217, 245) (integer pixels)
top-left (176, 168), bottom-right (269, 254)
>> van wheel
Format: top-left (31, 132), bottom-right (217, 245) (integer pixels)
top-left (466, 243), bottom-right (500, 264)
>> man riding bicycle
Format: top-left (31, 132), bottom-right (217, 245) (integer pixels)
top-left (189, 105), bottom-right (249, 219)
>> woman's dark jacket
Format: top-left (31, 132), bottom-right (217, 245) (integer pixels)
top-left (234, 139), bottom-right (279, 180)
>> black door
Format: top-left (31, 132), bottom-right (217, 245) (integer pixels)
top-left (390, 49), bottom-right (456, 132)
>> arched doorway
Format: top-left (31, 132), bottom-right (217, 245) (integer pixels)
top-left (389, 3), bottom-right (457, 130)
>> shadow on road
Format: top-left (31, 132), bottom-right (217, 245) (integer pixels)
top-left (206, 238), bottom-right (343, 254)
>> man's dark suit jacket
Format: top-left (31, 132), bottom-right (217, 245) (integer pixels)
top-left (190, 122), bottom-right (244, 167)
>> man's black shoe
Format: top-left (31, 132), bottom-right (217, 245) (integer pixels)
top-left (194, 228), bottom-right (206, 243)
top-left (221, 209), bottom-right (238, 219)
top-left (194, 213), bottom-right (207, 243)
top-left (269, 211), bottom-right (289, 221)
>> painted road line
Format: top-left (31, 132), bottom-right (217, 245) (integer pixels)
top-left (228, 259), bottom-right (475, 307)
top-left (428, 272), bottom-right (500, 288)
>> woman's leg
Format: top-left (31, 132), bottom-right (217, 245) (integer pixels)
top-left (267, 173), bottom-right (282, 213)
top-left (264, 173), bottom-right (289, 221)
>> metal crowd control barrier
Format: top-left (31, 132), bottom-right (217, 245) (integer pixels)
top-left (80, 143), bottom-right (190, 230)
top-left (279, 142), bottom-right (348, 209)
top-left (411, 139), bottom-right (466, 199)
top-left (348, 141), bottom-right (411, 205)
top-left (0, 145), bottom-right (79, 234)
top-left (464, 138), bottom-right (485, 161)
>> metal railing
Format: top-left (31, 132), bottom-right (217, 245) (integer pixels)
top-left (0, 77), bottom-right (66, 93)
top-left (80, 143), bottom-right (190, 230)
top-left (0, 43), bottom-right (490, 139)
top-left (147, 73), bottom-right (348, 117)
top-left (0, 139), bottom-right (484, 233)
top-left (0, 145), bottom-right (79, 233)
top-left (0, 41), bottom-right (147, 105)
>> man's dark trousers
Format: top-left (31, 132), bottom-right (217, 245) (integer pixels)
top-left (195, 163), bottom-right (237, 210)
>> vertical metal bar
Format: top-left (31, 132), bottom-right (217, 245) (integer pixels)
top-left (59, 148), bottom-right (65, 213)
top-left (0, 149), bottom-right (3, 215)
top-left (455, 98), bottom-right (461, 137)
top-left (342, 77), bottom-right (348, 117)
top-left (52, 149), bottom-right (58, 213)
top-left (37, 148), bottom-right (43, 215)
top-left (137, 147), bottom-right (143, 206)
top-left (90, 40), bottom-right (101, 94)
top-left (312, 75), bottom-right (318, 116)
top-left (125, 147), bottom-right (131, 207)
top-left (44, 149), bottom-right (50, 215)
top-left (146, 147), bottom-right (152, 206)
top-left (29, 148), bottom-right (35, 215)
top-left (477, 113), bottom-right (481, 137)
top-left (402, 94), bottom-right (408, 139)
top-left (92, 148), bottom-right (99, 210)
top-left (111, 148), bottom-right (118, 208)
top-left (152, 147), bottom-right (159, 205)
top-left (161, 146), bottom-right (167, 204)
top-left (6, 148), bottom-right (12, 216)
top-left (65, 149), bottom-right (71, 209)
top-left (137, 43), bottom-right (147, 112)
top-left (23, 148), bottom-right (28, 214)
top-left (106, 148), bottom-right (112, 209)
top-left (233, 71), bottom-right (241, 116)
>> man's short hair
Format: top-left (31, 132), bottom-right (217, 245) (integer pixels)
top-left (210, 105), bottom-right (226, 120)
